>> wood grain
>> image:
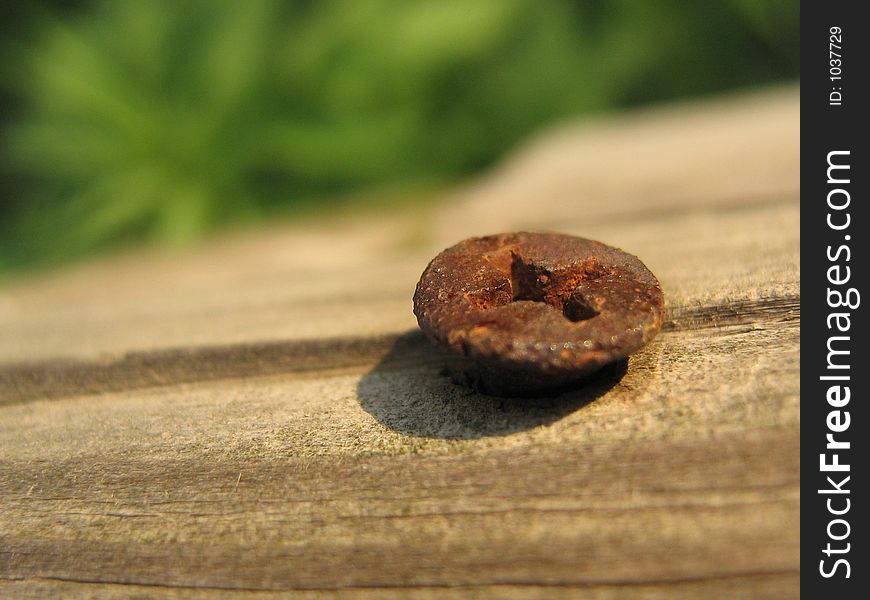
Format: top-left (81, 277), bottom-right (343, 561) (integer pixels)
top-left (0, 86), bottom-right (799, 599)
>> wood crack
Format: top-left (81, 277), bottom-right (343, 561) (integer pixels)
top-left (1, 568), bottom-right (800, 592)
top-left (0, 295), bottom-right (798, 405)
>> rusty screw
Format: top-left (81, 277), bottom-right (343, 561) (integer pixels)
top-left (413, 232), bottom-right (665, 396)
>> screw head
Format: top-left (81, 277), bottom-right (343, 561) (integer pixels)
top-left (413, 232), bottom-right (665, 396)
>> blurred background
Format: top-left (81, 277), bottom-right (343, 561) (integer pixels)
top-left (0, 0), bottom-right (798, 276)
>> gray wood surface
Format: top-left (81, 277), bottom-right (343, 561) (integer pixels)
top-left (0, 86), bottom-right (799, 599)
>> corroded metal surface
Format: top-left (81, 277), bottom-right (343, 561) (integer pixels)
top-left (414, 232), bottom-right (665, 395)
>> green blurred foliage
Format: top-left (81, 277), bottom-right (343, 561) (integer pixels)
top-left (0, 0), bottom-right (798, 272)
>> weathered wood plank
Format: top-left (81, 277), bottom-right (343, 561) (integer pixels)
top-left (1, 428), bottom-right (798, 594)
top-left (0, 319), bottom-right (800, 595)
top-left (0, 86), bottom-right (799, 598)
top-left (0, 87), bottom-right (798, 364)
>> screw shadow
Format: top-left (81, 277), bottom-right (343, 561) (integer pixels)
top-left (356, 330), bottom-right (627, 440)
